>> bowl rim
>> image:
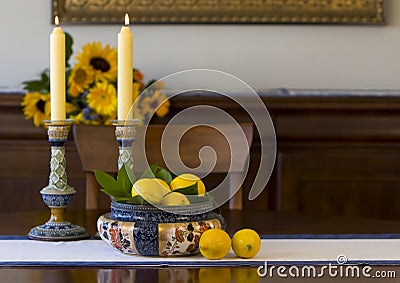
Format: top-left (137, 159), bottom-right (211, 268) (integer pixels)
top-left (110, 197), bottom-right (216, 215)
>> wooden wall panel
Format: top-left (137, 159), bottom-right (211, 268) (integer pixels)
top-left (278, 144), bottom-right (400, 219)
top-left (3, 92), bottom-right (400, 221)
top-left (0, 139), bottom-right (85, 212)
top-left (0, 94), bottom-right (85, 212)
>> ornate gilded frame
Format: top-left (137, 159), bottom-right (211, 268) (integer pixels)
top-left (52, 0), bottom-right (384, 24)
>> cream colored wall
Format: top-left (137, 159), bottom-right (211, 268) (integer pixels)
top-left (0, 0), bottom-right (398, 91)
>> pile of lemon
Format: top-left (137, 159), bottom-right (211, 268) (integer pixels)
top-left (199, 228), bottom-right (261, 260)
top-left (132, 173), bottom-right (205, 206)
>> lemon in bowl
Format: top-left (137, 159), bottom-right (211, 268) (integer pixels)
top-left (170, 173), bottom-right (206, 196)
top-left (161, 191), bottom-right (190, 206)
top-left (132, 178), bottom-right (171, 205)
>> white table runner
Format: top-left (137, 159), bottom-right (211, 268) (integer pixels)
top-left (1, 239), bottom-right (399, 267)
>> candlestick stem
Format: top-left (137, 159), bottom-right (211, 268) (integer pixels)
top-left (42, 126), bottom-right (74, 193)
top-left (113, 119), bottom-right (140, 172)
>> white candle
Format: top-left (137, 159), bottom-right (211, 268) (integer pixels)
top-left (118, 13), bottom-right (133, 121)
top-left (50, 16), bottom-right (66, 121)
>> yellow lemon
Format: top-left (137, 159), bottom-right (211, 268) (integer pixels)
top-left (199, 268), bottom-right (231, 283)
top-left (170, 173), bottom-right (206, 196)
top-left (231, 229), bottom-right (261, 259)
top-left (161, 192), bottom-right (190, 206)
top-left (199, 228), bottom-right (231, 260)
top-left (132, 178), bottom-right (171, 205)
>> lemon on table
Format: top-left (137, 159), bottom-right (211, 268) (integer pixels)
top-left (231, 229), bottom-right (261, 259)
top-left (199, 228), bottom-right (231, 260)
top-left (132, 178), bottom-right (171, 205)
top-left (161, 192), bottom-right (190, 206)
top-left (170, 173), bottom-right (206, 196)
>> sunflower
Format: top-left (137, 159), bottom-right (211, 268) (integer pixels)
top-left (86, 81), bottom-right (117, 117)
top-left (69, 112), bottom-right (84, 124)
top-left (156, 99), bottom-right (170, 118)
top-left (66, 101), bottom-right (78, 114)
top-left (75, 42), bottom-right (117, 83)
top-left (138, 90), bottom-right (170, 120)
top-left (68, 64), bottom-right (94, 97)
top-left (21, 92), bottom-right (50, 127)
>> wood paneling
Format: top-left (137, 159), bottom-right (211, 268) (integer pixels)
top-left (3, 91), bottom-right (400, 220)
top-left (278, 144), bottom-right (400, 219)
top-left (0, 94), bottom-right (84, 212)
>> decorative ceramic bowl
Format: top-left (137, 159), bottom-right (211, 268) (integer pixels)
top-left (97, 199), bottom-right (225, 256)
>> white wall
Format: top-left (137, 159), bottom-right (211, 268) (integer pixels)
top-left (0, 0), bottom-right (399, 91)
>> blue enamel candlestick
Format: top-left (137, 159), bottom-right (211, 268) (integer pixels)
top-left (112, 119), bottom-right (140, 171)
top-left (28, 120), bottom-right (89, 241)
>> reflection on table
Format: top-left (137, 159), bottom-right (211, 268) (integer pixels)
top-left (1, 267), bottom-right (399, 283)
top-left (2, 209), bottom-right (400, 236)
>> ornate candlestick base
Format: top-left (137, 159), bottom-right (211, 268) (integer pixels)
top-left (28, 120), bottom-right (89, 241)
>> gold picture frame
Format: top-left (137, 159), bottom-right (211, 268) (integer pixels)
top-left (52, 0), bottom-right (384, 24)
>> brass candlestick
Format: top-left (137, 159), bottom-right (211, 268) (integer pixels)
top-left (28, 120), bottom-right (89, 241)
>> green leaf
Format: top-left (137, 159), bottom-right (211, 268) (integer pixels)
top-left (22, 70), bottom-right (50, 92)
top-left (187, 192), bottom-right (212, 204)
top-left (116, 164), bottom-right (133, 195)
top-left (65, 32), bottom-right (73, 68)
top-left (41, 72), bottom-right (50, 91)
top-left (174, 182), bottom-right (198, 195)
top-left (94, 170), bottom-right (131, 198)
top-left (40, 72), bottom-right (49, 83)
top-left (95, 170), bottom-right (118, 192)
top-left (155, 167), bottom-right (172, 184)
top-left (112, 196), bottom-right (135, 204)
top-left (99, 188), bottom-right (114, 198)
top-left (100, 188), bottom-right (128, 199)
top-left (140, 164), bottom-right (172, 184)
top-left (21, 81), bottom-right (44, 91)
top-left (140, 164), bottom-right (159, 179)
top-left (131, 195), bottom-right (150, 205)
top-left (170, 171), bottom-right (179, 180)
top-left (125, 165), bottom-right (137, 185)
top-left (95, 169), bottom-right (132, 198)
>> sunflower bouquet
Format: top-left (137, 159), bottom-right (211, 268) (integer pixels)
top-left (21, 33), bottom-right (169, 127)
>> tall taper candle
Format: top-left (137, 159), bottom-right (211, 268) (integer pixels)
top-left (118, 13), bottom-right (133, 121)
top-left (50, 16), bottom-right (66, 121)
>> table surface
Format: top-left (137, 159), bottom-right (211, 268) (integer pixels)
top-left (1, 209), bottom-right (400, 283)
top-left (3, 209), bottom-right (400, 236)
